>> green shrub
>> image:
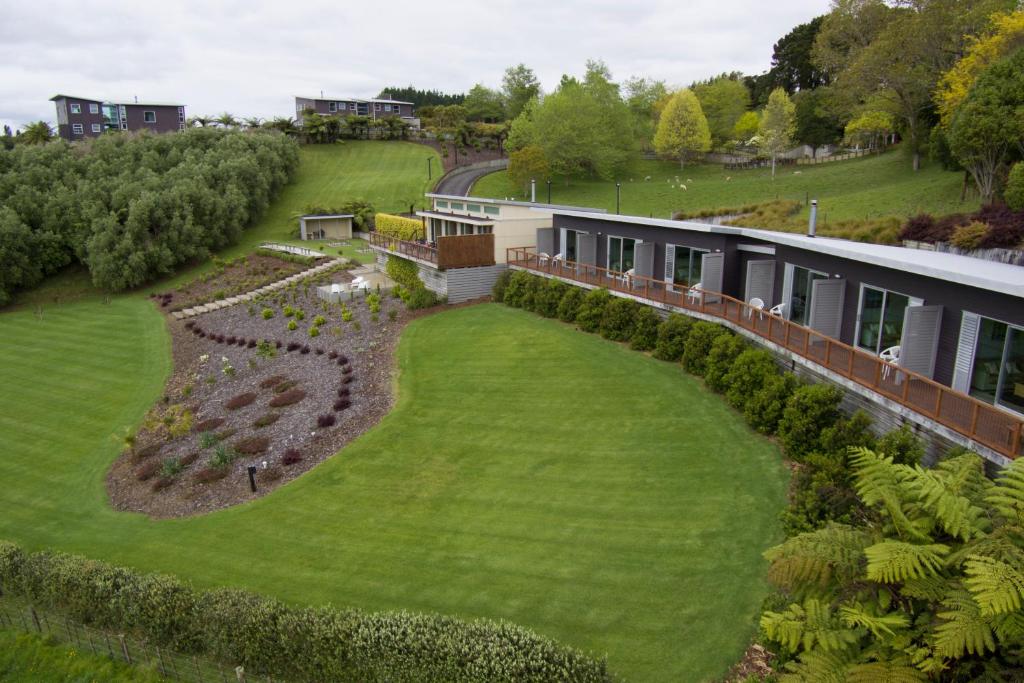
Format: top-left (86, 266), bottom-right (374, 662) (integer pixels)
top-left (533, 280), bottom-right (568, 318)
top-left (309, 326), bottom-right (320, 337)
top-left (287, 320), bottom-right (297, 331)
top-left (502, 270), bottom-right (536, 308)
top-left (653, 314), bottom-right (693, 362)
top-left (492, 270), bottom-right (512, 302)
top-left (819, 410), bottom-right (875, 455)
top-left (295, 310), bottom-right (305, 321)
top-left (405, 287), bottom-right (440, 310)
top-left (0, 541), bottom-right (612, 682)
top-left (1006, 162), bottom-right (1024, 212)
top-left (777, 384), bottom-right (844, 461)
top-left (313, 315), bottom-right (326, 326)
top-left (283, 305), bottom-right (295, 317)
top-left (703, 333), bottom-right (746, 392)
top-left (385, 255), bottom-right (422, 291)
top-left (375, 213), bottom-right (424, 240)
top-left (682, 322), bottom-right (729, 376)
top-left (599, 298), bottom-right (640, 342)
top-left (261, 308), bottom-right (274, 320)
top-left (630, 307), bottom-right (661, 351)
top-left (949, 221), bottom-right (988, 250)
top-left (743, 372), bottom-right (799, 434)
top-left (724, 349), bottom-right (778, 410)
top-left (556, 287), bottom-right (585, 322)
top-left (876, 424), bottom-right (925, 466)
top-left (575, 289), bottom-right (612, 333)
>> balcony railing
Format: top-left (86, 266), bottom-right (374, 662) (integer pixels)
top-left (369, 232), bottom-right (495, 270)
top-left (507, 247), bottom-right (1024, 461)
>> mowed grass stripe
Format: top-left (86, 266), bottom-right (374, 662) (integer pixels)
top-left (0, 301), bottom-right (785, 681)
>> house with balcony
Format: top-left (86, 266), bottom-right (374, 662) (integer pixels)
top-left (294, 94), bottom-right (419, 128)
top-left (367, 195), bottom-right (605, 303)
top-left (50, 95), bottom-right (185, 141)
top-left (507, 210), bottom-right (1024, 465)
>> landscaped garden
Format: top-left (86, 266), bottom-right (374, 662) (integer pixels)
top-left (0, 294), bottom-right (787, 681)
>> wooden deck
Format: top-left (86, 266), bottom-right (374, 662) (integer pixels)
top-left (369, 233), bottom-right (495, 270)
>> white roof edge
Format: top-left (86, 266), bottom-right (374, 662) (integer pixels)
top-left (301, 213), bottom-right (354, 219)
top-left (416, 211), bottom-right (494, 225)
top-left (549, 209), bottom-right (1024, 299)
top-left (426, 193), bottom-right (608, 214)
top-left (295, 96), bottom-right (415, 105)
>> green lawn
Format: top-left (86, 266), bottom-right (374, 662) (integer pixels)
top-left (0, 301), bottom-right (787, 681)
top-left (474, 148), bottom-right (977, 224)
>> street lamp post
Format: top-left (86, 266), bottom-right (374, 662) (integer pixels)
top-left (427, 157), bottom-right (432, 180)
top-left (616, 182), bottom-right (621, 215)
top-left (546, 180), bottom-right (551, 204)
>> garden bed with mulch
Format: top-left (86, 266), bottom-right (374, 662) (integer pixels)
top-left (107, 269), bottom-right (423, 518)
top-left (151, 252), bottom-right (323, 313)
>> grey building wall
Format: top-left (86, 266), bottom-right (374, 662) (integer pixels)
top-left (446, 264), bottom-right (507, 303)
top-left (53, 97), bottom-right (105, 141)
top-left (122, 105), bottom-right (184, 134)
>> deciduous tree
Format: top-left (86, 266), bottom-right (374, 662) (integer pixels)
top-left (757, 88), bottom-right (796, 178)
top-left (653, 89), bottom-right (711, 168)
top-left (502, 64), bottom-right (541, 120)
top-left (693, 75), bottom-right (750, 148)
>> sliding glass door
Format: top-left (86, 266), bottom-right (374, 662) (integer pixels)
top-left (565, 230), bottom-right (580, 261)
top-left (789, 266), bottom-right (828, 326)
top-left (671, 245), bottom-right (707, 288)
top-left (856, 285), bottom-right (913, 355)
top-left (970, 317), bottom-right (1024, 413)
top-left (608, 236), bottom-right (636, 273)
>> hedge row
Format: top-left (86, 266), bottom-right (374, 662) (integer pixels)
top-left (0, 542), bottom-right (612, 683)
top-left (494, 270), bottom-right (926, 533)
top-left (374, 213), bottom-right (424, 240)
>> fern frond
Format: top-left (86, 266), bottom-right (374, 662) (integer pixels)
top-left (865, 541), bottom-right (950, 583)
top-left (761, 598), bottom-right (862, 653)
top-left (840, 602), bottom-right (910, 639)
top-left (899, 574), bottom-right (949, 602)
top-left (851, 448), bottom-right (930, 542)
top-left (987, 458), bottom-right (1024, 526)
top-left (963, 554), bottom-right (1024, 616)
top-left (932, 452), bottom-right (992, 504)
top-left (948, 525), bottom-right (1024, 568)
top-left (765, 524), bottom-right (873, 593)
top-left (932, 589), bottom-right (997, 658)
top-left (779, 645), bottom-right (857, 682)
top-left (992, 610), bottom-right (1024, 644)
top-left (905, 466), bottom-right (989, 541)
top-left (846, 660), bottom-right (928, 683)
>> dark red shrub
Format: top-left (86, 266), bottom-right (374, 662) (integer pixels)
top-left (227, 336), bottom-right (237, 345)
top-left (184, 321), bottom-right (195, 330)
top-left (194, 466), bottom-right (228, 484)
top-left (135, 460), bottom-right (161, 481)
top-left (315, 348), bottom-right (324, 355)
top-left (269, 389), bottom-right (306, 407)
top-left (316, 413), bottom-right (336, 428)
top-left (237, 338), bottom-right (248, 347)
top-left (151, 476), bottom-right (175, 492)
top-left (341, 365), bottom-right (353, 375)
top-left (234, 436), bottom-right (270, 455)
top-left (180, 451), bottom-right (201, 467)
top-left (198, 332), bottom-right (207, 338)
top-left (259, 375), bottom-right (287, 389)
top-left (282, 448), bottom-right (302, 465)
top-left (336, 354), bottom-right (348, 364)
top-left (273, 379), bottom-right (298, 393)
top-left (275, 340), bottom-right (283, 349)
top-left (286, 342), bottom-right (300, 352)
top-left (333, 398), bottom-right (351, 411)
top-left (193, 417), bottom-right (226, 433)
top-left (341, 374), bottom-right (354, 385)
top-left (328, 351), bottom-right (338, 359)
top-left (300, 345), bottom-right (311, 355)
top-left (225, 392), bottom-right (257, 410)
top-left (337, 387), bottom-right (350, 398)
top-left (247, 340), bottom-right (257, 348)
top-left (975, 203), bottom-right (1024, 249)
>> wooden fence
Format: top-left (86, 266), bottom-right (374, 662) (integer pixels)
top-left (506, 247), bottom-right (1023, 461)
top-left (369, 232), bottom-right (495, 269)
top-left (368, 232), bottom-right (438, 264)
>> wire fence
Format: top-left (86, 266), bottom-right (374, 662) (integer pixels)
top-left (0, 597), bottom-right (283, 683)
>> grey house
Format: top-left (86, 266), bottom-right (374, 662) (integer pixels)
top-left (514, 211), bottom-right (1024, 464)
top-left (294, 94), bottom-right (418, 128)
top-left (50, 95), bottom-right (186, 141)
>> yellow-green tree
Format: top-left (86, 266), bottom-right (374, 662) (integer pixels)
top-left (508, 145), bottom-right (550, 195)
top-left (757, 88), bottom-right (797, 179)
top-left (733, 111), bottom-right (760, 143)
top-left (653, 89), bottom-right (711, 169)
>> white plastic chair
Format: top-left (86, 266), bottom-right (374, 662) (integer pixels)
top-left (769, 302), bottom-right (787, 317)
top-left (538, 252), bottom-right (550, 266)
top-left (686, 283), bottom-right (703, 305)
top-left (880, 346), bottom-right (900, 380)
top-left (748, 297), bottom-right (765, 320)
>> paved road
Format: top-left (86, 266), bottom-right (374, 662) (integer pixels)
top-left (434, 160), bottom-right (508, 196)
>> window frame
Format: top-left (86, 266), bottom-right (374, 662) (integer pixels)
top-left (70, 103), bottom-right (82, 114)
top-left (667, 244), bottom-right (710, 288)
top-left (143, 110), bottom-right (157, 123)
top-left (606, 235), bottom-right (638, 273)
top-left (853, 283), bottom-right (922, 355)
top-left (89, 103), bottom-right (99, 114)
top-left (71, 123), bottom-right (84, 135)
top-left (91, 123), bottom-right (102, 133)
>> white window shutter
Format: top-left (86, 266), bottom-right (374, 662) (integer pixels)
top-left (578, 233), bottom-right (597, 266)
top-left (701, 252), bottom-right (725, 303)
top-left (808, 279), bottom-right (846, 338)
top-left (781, 264), bottom-right (794, 320)
top-left (664, 244), bottom-right (675, 284)
top-left (898, 305), bottom-right (943, 379)
top-left (634, 242), bottom-right (655, 278)
top-left (559, 228), bottom-right (567, 256)
top-left (952, 311), bottom-right (981, 392)
top-left (744, 260), bottom-right (775, 305)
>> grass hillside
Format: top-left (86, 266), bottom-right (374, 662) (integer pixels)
top-left (474, 149), bottom-right (977, 226)
top-left (0, 628), bottom-right (162, 682)
top-left (0, 301), bottom-right (786, 681)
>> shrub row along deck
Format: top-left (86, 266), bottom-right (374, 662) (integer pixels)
top-left (508, 244), bottom-right (1024, 464)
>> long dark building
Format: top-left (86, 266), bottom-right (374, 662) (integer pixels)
top-left (294, 94), bottom-right (417, 126)
top-left (50, 95), bottom-right (186, 141)
top-left (508, 208), bottom-right (1024, 464)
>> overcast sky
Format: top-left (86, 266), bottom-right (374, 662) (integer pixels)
top-left (1, 0), bottom-right (831, 131)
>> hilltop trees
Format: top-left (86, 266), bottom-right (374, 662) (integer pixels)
top-left (653, 89), bottom-right (711, 169)
top-left (502, 64), bottom-right (541, 120)
top-left (757, 88), bottom-right (796, 178)
top-left (693, 75), bottom-right (750, 149)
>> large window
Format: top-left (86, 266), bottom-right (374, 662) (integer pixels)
top-left (483, 206), bottom-right (500, 216)
top-left (788, 265), bottom-right (828, 326)
top-left (144, 111), bottom-right (156, 123)
top-left (89, 103), bottom-right (99, 114)
top-left (71, 123), bottom-right (83, 135)
top-left (563, 230), bottom-right (586, 261)
top-left (670, 245), bottom-right (707, 288)
top-left (856, 285), bottom-right (916, 354)
top-left (608, 236), bottom-right (636, 273)
top-left (970, 317), bottom-right (1024, 414)
top-left (70, 103), bottom-right (81, 114)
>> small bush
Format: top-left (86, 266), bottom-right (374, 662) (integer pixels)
top-left (133, 443), bottom-right (163, 462)
top-left (253, 413), bottom-right (281, 428)
top-left (534, 280), bottom-right (568, 318)
top-left (309, 326), bottom-right (320, 338)
top-left (333, 398), bottom-right (351, 411)
top-left (273, 379), bottom-right (298, 394)
top-left (653, 314), bottom-right (693, 362)
top-left (723, 349), bottom-right (778, 410)
top-left (327, 350), bottom-right (338, 359)
top-left (492, 270), bottom-right (512, 302)
top-left (405, 287), bottom-right (441, 310)
top-left (286, 342), bottom-right (300, 352)
top-left (152, 476), bottom-right (175, 492)
top-left (341, 374), bottom-right (355, 385)
top-left (287, 320), bottom-right (298, 332)
top-left (949, 221), bottom-right (988, 250)
top-left (227, 336), bottom-right (237, 345)
top-left (295, 310), bottom-right (306, 322)
top-left (194, 466), bottom-right (228, 484)
top-left (283, 305), bottom-right (294, 317)
top-left (557, 287), bottom-right (585, 322)
top-left (261, 308), bottom-right (274, 319)
top-left (225, 393), bottom-right (257, 411)
top-left (198, 431), bottom-right (219, 449)
top-left (259, 375), bottom-right (287, 390)
top-left (234, 436), bottom-right (270, 456)
top-left (160, 458), bottom-right (184, 478)
top-left (209, 443), bottom-right (239, 468)
top-left (300, 345), bottom-right (311, 355)
top-left (135, 460), bottom-right (161, 481)
top-left (630, 307), bottom-right (661, 351)
top-left (314, 348), bottom-right (324, 355)
top-left (269, 389), bottom-right (306, 407)
top-left (600, 298), bottom-right (640, 342)
top-left (337, 387), bottom-right (350, 397)
top-left (575, 288), bottom-right (612, 333)
top-left (313, 315), bottom-right (326, 326)
top-left (336, 354), bottom-right (348, 365)
top-left (180, 451), bottom-right (201, 467)
top-left (247, 339), bottom-right (257, 348)
top-left (704, 334), bottom-right (746, 393)
top-left (502, 270), bottom-right (536, 308)
top-left (316, 413), bottom-right (337, 428)
top-left (341, 365), bottom-right (353, 375)
top-left (777, 384), bottom-right (844, 461)
top-left (282, 448), bottom-right (302, 465)
top-left (682, 322), bottom-right (730, 376)
top-left (876, 424), bottom-right (925, 466)
top-left (261, 466), bottom-right (283, 483)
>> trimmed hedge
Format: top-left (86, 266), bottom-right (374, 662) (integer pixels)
top-left (682, 322), bottom-right (730, 376)
top-left (653, 314), bottom-right (693, 361)
top-left (0, 541), bottom-right (613, 682)
top-left (385, 255), bottom-right (421, 291)
top-left (374, 213), bottom-right (424, 240)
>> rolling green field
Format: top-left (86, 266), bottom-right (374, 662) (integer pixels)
top-left (474, 149), bottom-right (977, 224)
top-left (0, 300), bottom-right (787, 681)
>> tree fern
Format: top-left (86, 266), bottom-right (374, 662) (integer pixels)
top-left (905, 466), bottom-right (989, 541)
top-left (987, 458), bottom-right (1024, 526)
top-left (840, 602), bottom-right (910, 639)
top-left (779, 646), bottom-right (857, 682)
top-left (963, 554), bottom-right (1024, 616)
top-left (933, 589), bottom-right (997, 658)
top-left (850, 448), bottom-right (930, 542)
top-left (865, 541), bottom-right (949, 583)
top-left (846, 660), bottom-right (928, 682)
top-left (761, 598), bottom-right (863, 652)
top-left (765, 524), bottom-right (873, 594)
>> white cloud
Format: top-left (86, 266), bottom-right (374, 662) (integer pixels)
top-left (0, 0), bottom-right (830, 130)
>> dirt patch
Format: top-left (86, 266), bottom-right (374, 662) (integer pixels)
top-left (720, 643), bottom-right (775, 682)
top-left (151, 253), bottom-right (321, 313)
top-left (107, 269), bottom-right (438, 518)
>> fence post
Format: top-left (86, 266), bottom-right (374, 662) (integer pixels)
top-left (236, 665), bottom-right (247, 683)
top-left (30, 606), bottom-right (42, 633)
top-left (118, 634), bottom-right (132, 664)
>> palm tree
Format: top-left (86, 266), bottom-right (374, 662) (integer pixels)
top-left (215, 112), bottom-right (240, 128)
top-left (242, 116), bottom-right (262, 130)
top-left (187, 115), bottom-right (212, 128)
top-left (263, 117), bottom-right (299, 136)
top-left (19, 121), bottom-right (54, 145)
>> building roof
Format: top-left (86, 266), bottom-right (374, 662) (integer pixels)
top-left (296, 96), bottom-right (415, 106)
top-left (49, 94), bottom-right (184, 106)
top-left (427, 193), bottom-right (608, 214)
top-left (546, 209), bottom-right (1024, 299)
top-left (301, 214), bottom-right (354, 219)
top-left (416, 210), bottom-right (494, 226)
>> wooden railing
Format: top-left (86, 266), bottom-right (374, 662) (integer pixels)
top-left (369, 232), bottom-right (495, 269)
top-left (368, 232), bottom-right (438, 264)
top-left (507, 247), bottom-right (1024, 461)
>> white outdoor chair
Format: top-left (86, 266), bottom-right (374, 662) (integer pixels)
top-left (769, 302), bottom-right (787, 317)
top-left (686, 283), bottom-right (703, 305)
top-left (880, 345), bottom-right (901, 380)
top-left (748, 297), bottom-right (765, 320)
top-left (538, 252), bottom-right (550, 266)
